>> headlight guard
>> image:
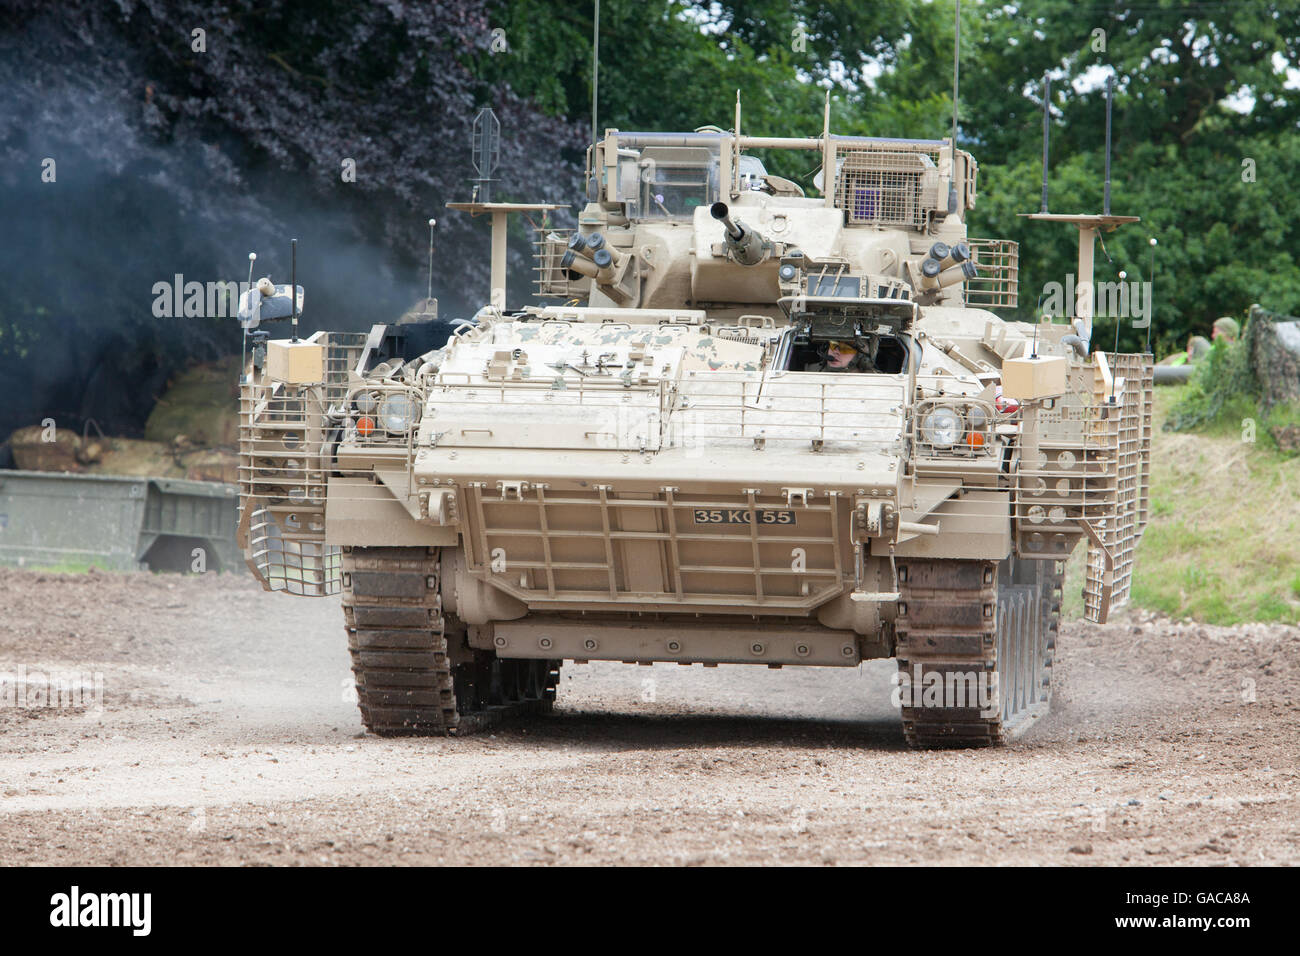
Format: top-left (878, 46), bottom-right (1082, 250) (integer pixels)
top-left (913, 399), bottom-right (997, 457)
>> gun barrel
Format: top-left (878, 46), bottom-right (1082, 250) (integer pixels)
top-left (710, 202), bottom-right (744, 240)
top-left (709, 201), bottom-right (772, 266)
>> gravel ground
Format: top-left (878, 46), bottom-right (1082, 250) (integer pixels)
top-left (0, 568), bottom-right (1296, 866)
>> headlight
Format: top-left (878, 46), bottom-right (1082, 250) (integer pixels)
top-left (380, 394), bottom-right (415, 433)
top-left (920, 406), bottom-right (962, 448)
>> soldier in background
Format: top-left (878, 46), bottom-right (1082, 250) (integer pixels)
top-left (1158, 335), bottom-right (1212, 367)
top-left (1212, 316), bottom-right (1240, 344)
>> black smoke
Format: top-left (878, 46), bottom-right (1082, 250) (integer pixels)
top-left (0, 0), bottom-right (584, 438)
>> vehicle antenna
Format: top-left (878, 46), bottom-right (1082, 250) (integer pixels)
top-left (1147, 237), bottom-right (1157, 353)
top-left (1103, 73), bottom-right (1114, 215)
top-left (1040, 74), bottom-right (1051, 213)
top-left (951, 0), bottom-right (960, 149)
top-left (471, 108), bottom-right (501, 204)
top-left (734, 89), bottom-right (742, 195)
top-left (242, 251), bottom-right (256, 382)
top-left (1112, 269), bottom-right (1126, 402)
top-left (591, 0), bottom-right (600, 148)
top-left (948, 0), bottom-right (962, 214)
top-left (290, 238), bottom-right (298, 343)
top-left (427, 218), bottom-right (437, 307)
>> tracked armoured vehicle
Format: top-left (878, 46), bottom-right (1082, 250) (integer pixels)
top-left (236, 113), bottom-right (1152, 747)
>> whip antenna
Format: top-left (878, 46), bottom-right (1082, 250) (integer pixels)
top-left (290, 238), bottom-right (298, 342)
top-left (591, 0), bottom-right (600, 147)
top-left (1040, 74), bottom-right (1051, 213)
top-left (427, 218), bottom-right (437, 306)
top-left (241, 252), bottom-right (256, 382)
top-left (1103, 74), bottom-right (1114, 215)
top-left (951, 0), bottom-right (960, 148)
top-left (1147, 238), bottom-right (1157, 353)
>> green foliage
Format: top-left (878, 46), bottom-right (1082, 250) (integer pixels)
top-left (940, 0), bottom-right (1300, 345)
top-left (479, 0), bottom-right (967, 192)
top-left (17, 559), bottom-right (115, 575)
top-left (1165, 340), bottom-right (1256, 432)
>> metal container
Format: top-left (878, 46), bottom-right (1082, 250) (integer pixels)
top-left (0, 470), bottom-right (241, 573)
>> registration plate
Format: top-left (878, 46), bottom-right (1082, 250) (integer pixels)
top-left (693, 508), bottom-right (795, 526)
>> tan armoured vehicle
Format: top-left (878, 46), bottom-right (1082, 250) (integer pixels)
top-left (236, 115), bottom-right (1152, 747)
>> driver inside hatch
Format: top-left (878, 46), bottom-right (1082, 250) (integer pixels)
top-left (807, 339), bottom-right (875, 372)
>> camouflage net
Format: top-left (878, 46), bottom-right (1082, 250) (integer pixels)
top-left (1248, 305), bottom-right (1300, 413)
top-left (1165, 305), bottom-right (1300, 440)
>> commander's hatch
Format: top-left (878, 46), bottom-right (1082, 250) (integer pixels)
top-left (778, 257), bottom-right (918, 333)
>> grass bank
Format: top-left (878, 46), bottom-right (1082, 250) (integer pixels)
top-left (1065, 385), bottom-right (1300, 625)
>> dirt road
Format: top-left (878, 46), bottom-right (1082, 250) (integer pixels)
top-left (0, 568), bottom-right (1295, 865)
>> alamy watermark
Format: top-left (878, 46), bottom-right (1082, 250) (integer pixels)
top-left (49, 886), bottom-right (151, 936)
top-left (1040, 274), bottom-right (1152, 328)
top-left (151, 274), bottom-right (258, 319)
top-left (891, 663), bottom-right (998, 717)
top-left (0, 664), bottom-right (104, 712)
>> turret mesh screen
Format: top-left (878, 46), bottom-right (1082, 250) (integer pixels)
top-left (833, 145), bottom-right (941, 228)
